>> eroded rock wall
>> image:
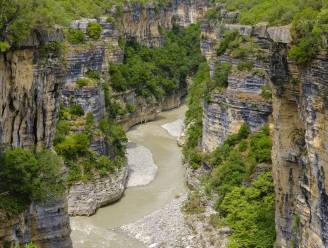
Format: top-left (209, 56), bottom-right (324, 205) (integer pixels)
top-left (0, 33), bottom-right (72, 247)
top-left (200, 22), bottom-right (273, 151)
top-left (116, 0), bottom-right (209, 47)
top-left (200, 8), bottom-right (328, 246)
top-left (270, 45), bottom-right (328, 248)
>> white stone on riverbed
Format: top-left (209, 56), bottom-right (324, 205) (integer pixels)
top-left (161, 119), bottom-right (184, 137)
top-left (127, 143), bottom-right (158, 187)
top-left (120, 195), bottom-right (199, 248)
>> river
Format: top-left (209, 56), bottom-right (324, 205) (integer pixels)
top-left (70, 104), bottom-right (187, 248)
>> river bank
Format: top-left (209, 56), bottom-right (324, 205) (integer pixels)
top-left (71, 105), bottom-right (187, 247)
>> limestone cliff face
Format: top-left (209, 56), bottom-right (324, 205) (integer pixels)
top-left (0, 199), bottom-right (72, 248)
top-left (115, 86), bottom-right (186, 130)
top-left (0, 32), bottom-right (72, 247)
top-left (200, 8), bottom-right (328, 246)
top-left (0, 42), bottom-right (64, 149)
top-left (115, 0), bottom-right (210, 47)
top-left (200, 22), bottom-right (272, 151)
top-left (68, 166), bottom-right (128, 216)
top-left (270, 44), bottom-right (328, 248)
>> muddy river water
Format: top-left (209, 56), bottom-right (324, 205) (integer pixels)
top-left (71, 105), bottom-right (187, 247)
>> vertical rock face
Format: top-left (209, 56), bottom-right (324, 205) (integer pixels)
top-left (0, 199), bottom-right (72, 248)
top-left (0, 49), bottom-right (63, 148)
top-left (200, 23), bottom-right (273, 151)
top-left (200, 9), bottom-right (328, 246)
top-left (116, 0), bottom-right (209, 47)
top-left (271, 45), bottom-right (328, 247)
top-left (0, 33), bottom-right (72, 247)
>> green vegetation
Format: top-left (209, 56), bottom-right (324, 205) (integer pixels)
top-left (87, 23), bottom-right (103, 40)
top-left (216, 0), bottom-right (328, 65)
top-left (183, 191), bottom-right (206, 214)
top-left (0, 0), bottom-right (119, 50)
top-left (25, 242), bottom-right (38, 248)
top-left (67, 29), bottom-right (85, 44)
top-left (187, 124), bottom-right (275, 247)
top-left (260, 85), bottom-right (272, 100)
top-left (0, 148), bottom-right (64, 214)
top-left (109, 24), bottom-right (203, 98)
top-left (54, 103), bottom-right (127, 184)
top-left (211, 62), bottom-right (231, 89)
top-left (183, 62), bottom-right (209, 169)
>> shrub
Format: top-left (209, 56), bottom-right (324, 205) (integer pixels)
top-left (250, 126), bottom-right (272, 163)
top-left (75, 78), bottom-right (90, 88)
top-left (39, 41), bottom-right (64, 58)
top-left (67, 29), bottom-right (85, 44)
top-left (87, 22), bottom-right (103, 40)
top-left (237, 60), bottom-right (254, 71)
top-left (69, 104), bottom-right (84, 116)
top-left (0, 148), bottom-right (64, 214)
top-left (55, 133), bottom-right (90, 160)
top-left (0, 41), bottom-right (10, 52)
top-left (183, 192), bottom-right (205, 214)
top-left (220, 172), bottom-right (275, 248)
top-left (212, 62), bottom-right (231, 89)
top-left (260, 85), bottom-right (272, 100)
top-left (126, 104), bottom-right (137, 113)
top-left (217, 30), bottom-right (240, 56)
top-left (85, 70), bottom-right (100, 80)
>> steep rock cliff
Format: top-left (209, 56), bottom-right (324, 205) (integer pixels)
top-left (270, 44), bottom-right (328, 248)
top-left (0, 32), bottom-right (72, 247)
top-left (200, 9), bottom-right (328, 246)
top-left (115, 0), bottom-right (210, 47)
top-left (200, 22), bottom-right (273, 151)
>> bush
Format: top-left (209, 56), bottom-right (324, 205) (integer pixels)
top-left (217, 30), bottom-right (240, 56)
top-left (220, 172), bottom-right (275, 248)
top-left (87, 22), bottom-right (102, 40)
top-left (183, 192), bottom-right (205, 214)
top-left (0, 41), bottom-right (10, 52)
top-left (260, 85), bottom-right (272, 100)
top-left (55, 133), bottom-right (90, 160)
top-left (237, 60), bottom-right (254, 71)
top-left (69, 104), bottom-right (84, 116)
top-left (212, 62), bottom-right (231, 89)
top-left (39, 41), bottom-right (64, 58)
top-left (75, 78), bottom-right (90, 88)
top-left (67, 29), bottom-right (85, 44)
top-left (199, 123), bottom-right (275, 247)
top-left (0, 148), bottom-right (64, 214)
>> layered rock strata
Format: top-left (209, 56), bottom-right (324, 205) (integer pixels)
top-left (200, 7), bottom-right (328, 246)
top-left (68, 166), bottom-right (128, 216)
top-left (0, 32), bottom-right (72, 247)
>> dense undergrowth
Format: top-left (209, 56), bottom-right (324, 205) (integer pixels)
top-left (184, 123), bottom-right (275, 247)
top-left (207, 125), bottom-right (275, 247)
top-left (109, 24), bottom-right (203, 99)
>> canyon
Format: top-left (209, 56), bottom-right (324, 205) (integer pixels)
top-left (0, 1), bottom-right (328, 248)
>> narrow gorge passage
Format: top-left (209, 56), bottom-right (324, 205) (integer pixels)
top-left (71, 105), bottom-right (187, 247)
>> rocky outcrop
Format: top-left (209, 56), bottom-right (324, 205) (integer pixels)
top-left (116, 87), bottom-right (186, 130)
top-left (0, 199), bottom-right (72, 248)
top-left (0, 31), bottom-right (72, 247)
top-left (115, 0), bottom-right (210, 47)
top-left (200, 8), bottom-right (328, 246)
top-left (68, 166), bottom-right (128, 216)
top-left (270, 46), bottom-right (328, 248)
top-left (202, 90), bottom-right (272, 151)
top-left (0, 47), bottom-right (64, 149)
top-left (200, 22), bottom-right (273, 151)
